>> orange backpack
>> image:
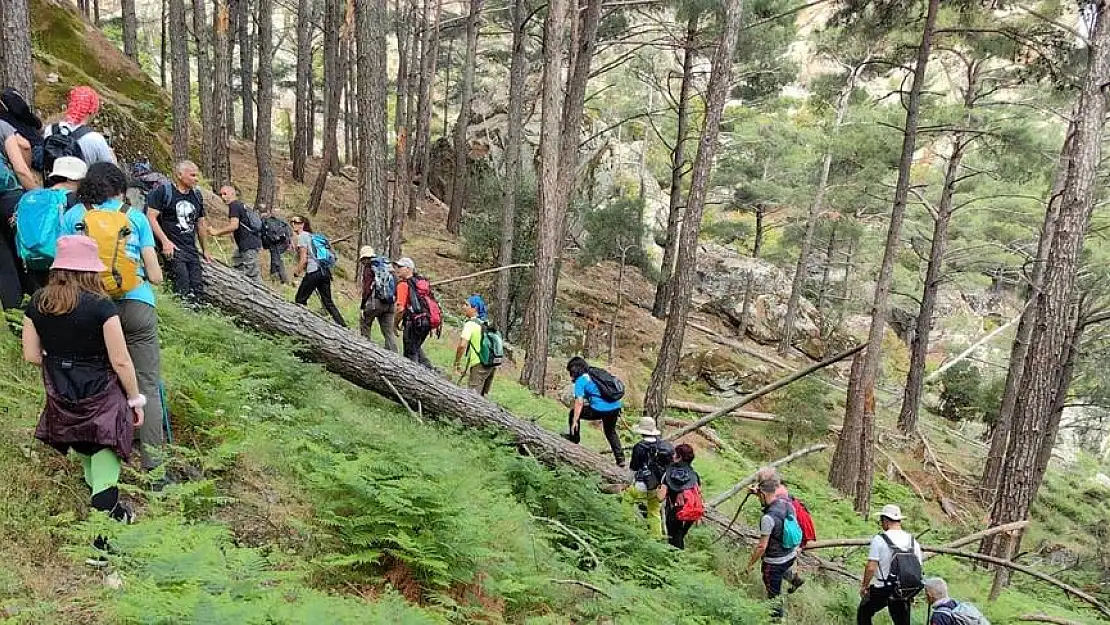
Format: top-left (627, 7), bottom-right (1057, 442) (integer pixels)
top-left (81, 207), bottom-right (140, 298)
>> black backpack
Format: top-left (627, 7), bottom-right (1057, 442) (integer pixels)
top-left (261, 216), bottom-right (291, 248)
top-left (586, 366), bottom-right (625, 402)
top-left (881, 533), bottom-right (924, 601)
top-left (634, 440), bottom-right (674, 490)
top-left (238, 204), bottom-right (263, 235)
top-left (41, 124), bottom-right (91, 175)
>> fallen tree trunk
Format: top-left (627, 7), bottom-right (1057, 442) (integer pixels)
top-left (665, 344), bottom-right (865, 442)
top-left (802, 520), bottom-right (1028, 554)
top-left (667, 399), bottom-right (777, 422)
top-left (687, 320), bottom-right (793, 370)
top-left (1017, 615), bottom-right (1086, 625)
top-left (707, 444), bottom-right (830, 507)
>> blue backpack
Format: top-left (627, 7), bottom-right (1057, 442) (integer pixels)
top-left (0, 155), bottom-right (20, 193)
top-left (15, 188), bottom-right (71, 270)
top-left (310, 233), bottom-right (337, 269)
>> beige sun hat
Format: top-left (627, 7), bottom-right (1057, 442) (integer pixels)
top-left (359, 245), bottom-right (375, 260)
top-left (632, 417), bottom-right (662, 437)
top-left (878, 504), bottom-right (905, 521)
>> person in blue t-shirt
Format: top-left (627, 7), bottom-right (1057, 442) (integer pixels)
top-left (565, 356), bottom-right (625, 466)
top-left (63, 163), bottom-right (167, 476)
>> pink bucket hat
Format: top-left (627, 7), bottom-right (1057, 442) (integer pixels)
top-left (52, 236), bottom-right (106, 273)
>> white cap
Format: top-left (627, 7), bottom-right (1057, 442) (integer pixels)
top-left (359, 246), bottom-right (375, 260)
top-left (50, 156), bottom-right (88, 181)
top-left (878, 504), bottom-right (905, 521)
top-left (392, 257), bottom-right (415, 270)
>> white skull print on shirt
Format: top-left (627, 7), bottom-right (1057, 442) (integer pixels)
top-left (156, 187), bottom-right (206, 260)
top-left (175, 199), bottom-right (198, 233)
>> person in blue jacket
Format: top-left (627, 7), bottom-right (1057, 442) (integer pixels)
top-left (564, 356), bottom-right (624, 466)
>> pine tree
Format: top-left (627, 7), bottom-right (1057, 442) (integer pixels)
top-left (170, 0), bottom-right (192, 161)
top-left (292, 0), bottom-right (314, 182)
top-left (212, 0), bottom-right (234, 188)
top-left (239, 0), bottom-right (255, 140)
top-left (0, 0), bottom-right (33, 102)
top-left (495, 0), bottom-right (529, 332)
top-left (121, 0), bottom-right (140, 61)
top-left (254, 0), bottom-right (276, 209)
top-left (193, 0), bottom-right (216, 171)
top-left (357, 0), bottom-right (389, 252)
top-left (446, 0), bottom-right (485, 235)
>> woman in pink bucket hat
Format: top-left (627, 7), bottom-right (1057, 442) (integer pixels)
top-left (21, 235), bottom-right (145, 545)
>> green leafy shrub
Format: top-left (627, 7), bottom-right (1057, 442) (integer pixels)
top-left (770, 378), bottom-right (832, 452)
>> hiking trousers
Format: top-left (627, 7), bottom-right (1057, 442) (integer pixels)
top-left (622, 487), bottom-right (663, 538)
top-left (0, 190), bottom-right (27, 308)
top-left (295, 269), bottom-right (347, 326)
top-left (267, 246), bottom-right (288, 284)
top-left (233, 247), bottom-right (261, 281)
top-left (402, 323), bottom-right (433, 368)
top-left (360, 308), bottom-right (397, 352)
top-left (664, 509), bottom-right (693, 549)
top-left (117, 300), bottom-right (165, 471)
top-left (857, 586), bottom-right (911, 625)
top-left (169, 255), bottom-right (204, 302)
top-left (467, 364), bottom-right (496, 396)
top-left (567, 406), bottom-right (624, 465)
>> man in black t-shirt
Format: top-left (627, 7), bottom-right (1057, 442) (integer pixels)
top-left (213, 185), bottom-right (262, 281)
top-left (147, 160), bottom-right (211, 302)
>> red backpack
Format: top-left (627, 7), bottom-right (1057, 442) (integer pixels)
top-left (405, 276), bottom-right (443, 331)
top-left (791, 498), bottom-right (817, 545)
top-left (675, 485), bottom-right (705, 522)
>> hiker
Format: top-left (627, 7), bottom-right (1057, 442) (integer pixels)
top-left (453, 294), bottom-right (496, 396)
top-left (1, 87), bottom-right (43, 190)
top-left (21, 235), bottom-right (143, 524)
top-left (260, 204), bottom-right (292, 284)
top-left (925, 578), bottom-right (989, 625)
top-left (14, 156), bottom-right (86, 291)
top-left (41, 86), bottom-right (117, 170)
top-left (745, 478), bottom-right (804, 618)
top-left (660, 443), bottom-right (703, 549)
top-left (213, 185), bottom-right (262, 281)
top-left (62, 162), bottom-right (166, 475)
top-left (358, 246), bottom-right (396, 350)
top-left (291, 215), bottom-right (346, 326)
top-left (125, 158), bottom-right (170, 211)
top-left (749, 467), bottom-right (815, 590)
top-left (565, 356), bottom-right (625, 466)
top-left (858, 504), bottom-right (925, 625)
top-left (624, 417), bottom-right (672, 538)
top-left (393, 257), bottom-right (439, 368)
top-left (147, 160), bottom-right (212, 303)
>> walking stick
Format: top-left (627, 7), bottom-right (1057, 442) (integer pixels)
top-left (711, 490), bottom-right (752, 545)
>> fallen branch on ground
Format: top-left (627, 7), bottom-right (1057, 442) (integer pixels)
top-left (532, 515), bottom-right (601, 569)
top-left (922, 520), bottom-right (1028, 561)
top-left (663, 418), bottom-right (728, 449)
top-left (707, 444), bottom-right (830, 507)
top-left (687, 320), bottom-right (793, 370)
top-left (1016, 614), bottom-right (1086, 625)
top-left (430, 263), bottom-right (536, 288)
top-left (666, 399), bottom-right (777, 422)
top-left (664, 344), bottom-right (865, 442)
top-left (548, 579), bottom-right (611, 597)
top-left (874, 447), bottom-right (927, 503)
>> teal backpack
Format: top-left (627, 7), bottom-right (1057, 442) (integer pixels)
top-left (478, 321), bottom-right (505, 367)
top-left (0, 155), bottom-right (21, 193)
top-left (781, 511), bottom-right (803, 550)
top-left (310, 233), bottom-right (337, 269)
top-left (15, 188), bottom-right (70, 270)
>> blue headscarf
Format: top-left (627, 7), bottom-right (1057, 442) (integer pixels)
top-left (467, 294), bottom-right (488, 320)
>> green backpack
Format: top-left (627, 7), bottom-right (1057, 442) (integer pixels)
top-left (478, 321), bottom-right (504, 367)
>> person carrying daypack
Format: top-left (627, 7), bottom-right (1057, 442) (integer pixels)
top-left (393, 257), bottom-right (440, 369)
top-left (125, 158), bottom-right (171, 210)
top-left (564, 356), bottom-right (625, 466)
top-left (660, 443), bottom-right (702, 549)
top-left (858, 504), bottom-right (924, 625)
top-left (924, 578), bottom-right (990, 625)
top-left (454, 294), bottom-right (500, 396)
top-left (0, 87), bottom-right (43, 190)
top-left (213, 185), bottom-right (263, 281)
top-left (41, 87), bottom-right (117, 173)
top-left (624, 418), bottom-right (673, 538)
top-left (291, 215), bottom-right (345, 326)
top-left (15, 157), bottom-right (85, 290)
top-left (746, 478), bottom-right (805, 620)
top-left (146, 160), bottom-right (212, 303)
top-left (259, 204), bottom-right (292, 285)
top-left (359, 246), bottom-right (397, 351)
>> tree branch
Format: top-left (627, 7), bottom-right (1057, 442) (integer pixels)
top-left (708, 444), bottom-right (830, 507)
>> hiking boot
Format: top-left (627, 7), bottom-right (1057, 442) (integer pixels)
top-left (787, 575), bottom-right (804, 594)
top-left (110, 502), bottom-right (136, 524)
top-left (86, 535), bottom-right (111, 568)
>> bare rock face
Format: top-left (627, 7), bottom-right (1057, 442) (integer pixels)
top-left (677, 347), bottom-right (775, 394)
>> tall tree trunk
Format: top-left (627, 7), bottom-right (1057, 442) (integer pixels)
top-left (193, 0), bottom-right (215, 172)
top-left (292, 0), bottom-right (313, 181)
top-left (306, 0), bottom-right (343, 216)
top-left (307, 84), bottom-right (317, 158)
top-left (212, 0), bottom-right (233, 189)
top-left (161, 0), bottom-right (169, 87)
top-left (121, 0), bottom-right (140, 61)
top-left (410, 0), bottom-right (442, 218)
top-left (897, 135), bottom-right (968, 432)
top-left (446, 0), bottom-right (485, 235)
top-left (343, 35), bottom-right (355, 166)
top-left (93, 0), bottom-right (100, 26)
top-left (640, 0), bottom-right (745, 422)
top-left (652, 15), bottom-right (697, 320)
top-left (988, 0), bottom-right (1110, 555)
top-left (170, 0), bottom-right (191, 161)
top-left (254, 0), bottom-right (276, 209)
top-left (0, 0), bottom-right (34, 103)
top-left (356, 0), bottom-right (389, 252)
top-left (817, 222), bottom-right (838, 317)
top-left (779, 66), bottom-right (859, 355)
top-left (238, 0), bottom-right (255, 140)
top-left (518, 0), bottom-right (606, 393)
top-left (829, 352), bottom-right (866, 495)
top-left (735, 203), bottom-right (765, 337)
top-left (390, 0), bottom-right (412, 256)
top-left (834, 0), bottom-right (939, 515)
top-left (495, 0), bottom-right (528, 332)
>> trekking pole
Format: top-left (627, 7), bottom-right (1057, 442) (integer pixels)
top-left (710, 490), bottom-right (751, 546)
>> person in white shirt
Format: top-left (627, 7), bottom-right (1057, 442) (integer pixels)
top-left (42, 86), bottom-right (117, 167)
top-left (858, 504), bottom-right (924, 625)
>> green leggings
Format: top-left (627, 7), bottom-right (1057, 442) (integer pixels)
top-left (77, 449), bottom-right (122, 495)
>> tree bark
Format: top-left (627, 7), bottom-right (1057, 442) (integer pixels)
top-left (306, 0), bottom-right (344, 216)
top-left (170, 0), bottom-right (192, 161)
top-left (446, 0), bottom-right (485, 235)
top-left (121, 0), bottom-right (140, 61)
top-left (709, 444), bottom-right (829, 507)
top-left (254, 0), bottom-right (276, 209)
top-left (897, 134), bottom-right (967, 432)
top-left (829, 351), bottom-right (865, 496)
top-left (161, 0), bottom-right (169, 88)
top-left (356, 0), bottom-right (389, 253)
top-left (836, 0), bottom-right (939, 514)
top-left (495, 0), bottom-right (528, 332)
top-left (238, 0), bottom-right (255, 140)
top-left (779, 66), bottom-right (859, 355)
top-left (292, 0), bottom-right (313, 181)
top-left (651, 15), bottom-right (698, 320)
top-left (390, 0), bottom-right (412, 257)
top-left (410, 0), bottom-right (443, 218)
top-left (193, 0), bottom-right (215, 172)
top-left (0, 0), bottom-right (33, 103)
top-left (211, 0), bottom-right (234, 189)
top-left (641, 0), bottom-right (745, 422)
top-left (989, 0), bottom-right (1110, 557)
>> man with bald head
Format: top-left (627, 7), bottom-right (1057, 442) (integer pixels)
top-left (147, 160), bottom-right (212, 302)
top-left (213, 184), bottom-right (262, 281)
